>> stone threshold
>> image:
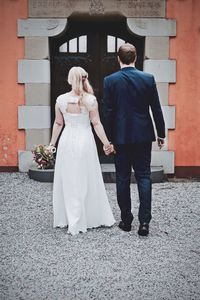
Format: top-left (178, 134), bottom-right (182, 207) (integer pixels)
top-left (29, 164), bottom-right (164, 183)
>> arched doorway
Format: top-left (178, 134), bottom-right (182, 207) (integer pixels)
top-left (50, 17), bottom-right (145, 161)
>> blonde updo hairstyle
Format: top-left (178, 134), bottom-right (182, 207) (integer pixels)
top-left (68, 66), bottom-right (94, 106)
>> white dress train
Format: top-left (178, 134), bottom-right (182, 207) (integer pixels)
top-left (53, 93), bottom-right (115, 235)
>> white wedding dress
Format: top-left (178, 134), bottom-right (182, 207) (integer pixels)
top-left (53, 93), bottom-right (115, 235)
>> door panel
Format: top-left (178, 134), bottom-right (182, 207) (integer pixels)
top-left (50, 19), bottom-right (145, 161)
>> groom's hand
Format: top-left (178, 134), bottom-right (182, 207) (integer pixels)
top-left (110, 144), bottom-right (116, 154)
top-left (157, 137), bottom-right (165, 149)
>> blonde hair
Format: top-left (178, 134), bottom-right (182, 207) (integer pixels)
top-left (68, 67), bottom-right (94, 105)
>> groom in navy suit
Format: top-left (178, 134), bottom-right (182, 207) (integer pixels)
top-left (103, 43), bottom-right (165, 236)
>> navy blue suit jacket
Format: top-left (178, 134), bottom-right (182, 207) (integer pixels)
top-left (103, 67), bottom-right (165, 145)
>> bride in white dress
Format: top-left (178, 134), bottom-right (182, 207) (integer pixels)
top-left (49, 66), bottom-right (115, 235)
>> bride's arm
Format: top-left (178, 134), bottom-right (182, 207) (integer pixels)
top-left (89, 101), bottom-right (113, 152)
top-left (49, 104), bottom-right (64, 146)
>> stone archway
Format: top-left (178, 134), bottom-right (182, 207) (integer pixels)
top-left (17, 0), bottom-right (176, 173)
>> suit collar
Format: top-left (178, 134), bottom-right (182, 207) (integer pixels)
top-left (120, 66), bottom-right (136, 71)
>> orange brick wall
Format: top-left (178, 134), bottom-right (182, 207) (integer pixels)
top-left (0, 0), bottom-right (27, 168)
top-left (167, 0), bottom-right (200, 167)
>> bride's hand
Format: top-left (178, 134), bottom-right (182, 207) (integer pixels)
top-left (47, 145), bottom-right (56, 153)
top-left (103, 143), bottom-right (115, 155)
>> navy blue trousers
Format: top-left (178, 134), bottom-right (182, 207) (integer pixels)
top-left (114, 143), bottom-right (152, 225)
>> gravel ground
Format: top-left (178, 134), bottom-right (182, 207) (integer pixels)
top-left (0, 173), bottom-right (200, 300)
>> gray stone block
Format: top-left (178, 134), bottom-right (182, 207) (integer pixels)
top-left (18, 18), bottom-right (67, 37)
top-left (18, 150), bottom-right (33, 172)
top-left (26, 129), bottom-right (51, 150)
top-left (18, 59), bottom-right (50, 83)
top-left (156, 83), bottom-right (168, 105)
top-left (25, 83), bottom-right (50, 105)
top-left (162, 106), bottom-right (175, 129)
top-left (150, 105), bottom-right (175, 130)
top-left (28, 0), bottom-right (166, 18)
top-left (127, 18), bottom-right (176, 37)
top-left (25, 37), bottom-right (49, 59)
top-left (18, 106), bottom-right (51, 129)
top-left (152, 150), bottom-right (174, 174)
top-left (144, 59), bottom-right (176, 83)
top-left (145, 37), bottom-right (169, 59)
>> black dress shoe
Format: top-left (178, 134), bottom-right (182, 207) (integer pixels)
top-left (138, 223), bottom-right (149, 236)
top-left (118, 221), bottom-right (132, 232)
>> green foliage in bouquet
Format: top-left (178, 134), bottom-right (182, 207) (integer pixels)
top-left (32, 145), bottom-right (56, 169)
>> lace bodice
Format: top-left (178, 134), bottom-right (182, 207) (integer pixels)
top-left (56, 92), bottom-right (96, 114)
top-left (56, 92), bottom-right (96, 128)
top-left (63, 112), bottom-right (90, 128)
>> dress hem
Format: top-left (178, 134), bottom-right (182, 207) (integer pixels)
top-left (53, 221), bottom-right (116, 235)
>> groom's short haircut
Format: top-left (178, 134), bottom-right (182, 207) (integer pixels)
top-left (117, 43), bottom-right (137, 65)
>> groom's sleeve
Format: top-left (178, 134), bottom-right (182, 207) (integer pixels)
top-left (103, 77), bottom-right (114, 143)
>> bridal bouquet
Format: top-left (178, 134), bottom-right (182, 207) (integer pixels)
top-left (32, 145), bottom-right (56, 169)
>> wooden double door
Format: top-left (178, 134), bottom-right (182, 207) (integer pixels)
top-left (50, 18), bottom-right (144, 161)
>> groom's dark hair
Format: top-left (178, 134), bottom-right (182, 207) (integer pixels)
top-left (117, 43), bottom-right (137, 65)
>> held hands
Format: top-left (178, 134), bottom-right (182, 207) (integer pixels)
top-left (103, 143), bottom-right (116, 156)
top-left (157, 138), bottom-right (165, 149)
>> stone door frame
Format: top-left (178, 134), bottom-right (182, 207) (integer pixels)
top-left (17, 17), bottom-right (176, 173)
